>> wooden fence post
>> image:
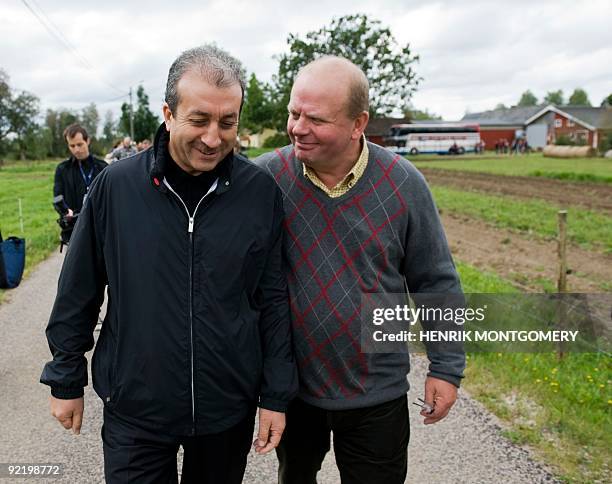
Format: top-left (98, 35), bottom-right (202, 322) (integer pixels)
top-left (557, 210), bottom-right (568, 359)
top-left (557, 210), bottom-right (568, 293)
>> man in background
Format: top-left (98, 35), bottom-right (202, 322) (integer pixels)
top-left (53, 124), bottom-right (107, 247)
top-left (110, 136), bottom-right (137, 161)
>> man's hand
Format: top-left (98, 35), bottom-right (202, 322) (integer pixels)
top-left (421, 376), bottom-right (458, 425)
top-left (253, 408), bottom-right (285, 454)
top-left (49, 396), bottom-right (84, 435)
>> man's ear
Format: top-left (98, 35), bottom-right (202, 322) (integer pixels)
top-left (352, 111), bottom-right (369, 140)
top-left (162, 103), bottom-right (173, 132)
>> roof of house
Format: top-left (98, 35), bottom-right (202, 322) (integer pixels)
top-left (463, 105), bottom-right (612, 130)
top-left (461, 106), bottom-right (542, 126)
top-left (526, 105), bottom-right (612, 130)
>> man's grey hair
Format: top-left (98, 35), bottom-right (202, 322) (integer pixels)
top-left (165, 44), bottom-right (246, 113)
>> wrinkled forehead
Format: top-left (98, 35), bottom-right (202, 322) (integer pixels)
top-left (175, 71), bottom-right (242, 117)
top-left (289, 73), bottom-right (349, 114)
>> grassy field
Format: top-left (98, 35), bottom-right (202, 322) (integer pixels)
top-left (456, 261), bottom-right (611, 483)
top-left (0, 161), bottom-right (59, 302)
top-left (413, 153), bottom-right (612, 183)
top-left (431, 186), bottom-right (612, 252)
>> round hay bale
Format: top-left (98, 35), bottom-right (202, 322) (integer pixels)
top-left (605, 149), bottom-right (612, 159)
top-left (543, 145), bottom-right (596, 158)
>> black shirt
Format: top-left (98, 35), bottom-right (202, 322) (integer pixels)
top-left (163, 144), bottom-right (230, 214)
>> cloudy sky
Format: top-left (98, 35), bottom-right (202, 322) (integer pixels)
top-left (1, 0), bottom-right (611, 126)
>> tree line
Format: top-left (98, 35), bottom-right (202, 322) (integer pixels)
top-left (495, 88), bottom-right (612, 110)
top-left (1, 68), bottom-right (159, 160)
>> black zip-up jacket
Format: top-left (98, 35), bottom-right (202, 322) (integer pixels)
top-left (41, 126), bottom-right (298, 435)
top-left (53, 155), bottom-right (107, 214)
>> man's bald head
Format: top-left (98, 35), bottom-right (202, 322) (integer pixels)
top-left (296, 56), bottom-right (369, 119)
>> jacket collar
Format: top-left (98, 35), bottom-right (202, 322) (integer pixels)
top-left (71, 154), bottom-right (93, 165)
top-left (150, 123), bottom-right (233, 195)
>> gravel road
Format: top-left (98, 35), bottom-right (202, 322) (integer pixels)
top-left (0, 251), bottom-right (560, 483)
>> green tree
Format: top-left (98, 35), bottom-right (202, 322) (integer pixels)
top-left (544, 90), bottom-right (564, 105)
top-left (119, 101), bottom-right (131, 137)
top-left (403, 105), bottom-right (442, 121)
top-left (102, 110), bottom-right (117, 146)
top-left (568, 88), bottom-right (591, 106)
top-left (8, 90), bottom-right (40, 160)
top-left (601, 94), bottom-right (612, 107)
top-left (272, 13), bottom-right (420, 128)
top-left (21, 124), bottom-right (51, 160)
top-left (517, 90), bottom-right (538, 106)
top-left (45, 108), bottom-right (79, 157)
top-left (81, 102), bottom-right (100, 138)
top-left (241, 73), bottom-right (274, 133)
top-left (134, 85), bottom-right (159, 141)
top-left (120, 85), bottom-right (160, 141)
top-left (0, 69), bottom-right (11, 150)
top-left (494, 103), bottom-right (508, 110)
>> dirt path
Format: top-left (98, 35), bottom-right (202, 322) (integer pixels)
top-left (419, 168), bottom-right (612, 214)
top-left (440, 212), bottom-right (612, 292)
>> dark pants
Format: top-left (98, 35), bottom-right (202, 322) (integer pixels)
top-left (102, 408), bottom-right (255, 484)
top-left (277, 395), bottom-right (409, 484)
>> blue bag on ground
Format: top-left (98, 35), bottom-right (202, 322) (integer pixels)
top-left (0, 231), bottom-right (26, 289)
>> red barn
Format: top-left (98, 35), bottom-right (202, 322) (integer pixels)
top-left (461, 106), bottom-right (542, 149)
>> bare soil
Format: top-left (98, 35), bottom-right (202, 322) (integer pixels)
top-left (441, 213), bottom-right (612, 292)
top-left (419, 168), bottom-right (612, 214)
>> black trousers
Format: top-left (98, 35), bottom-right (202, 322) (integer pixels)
top-left (102, 407), bottom-right (255, 484)
top-left (277, 395), bottom-right (409, 484)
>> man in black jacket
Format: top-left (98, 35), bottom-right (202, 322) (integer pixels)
top-left (53, 124), bottom-right (107, 246)
top-left (41, 45), bottom-right (298, 483)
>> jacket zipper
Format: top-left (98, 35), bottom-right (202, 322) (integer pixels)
top-left (163, 178), bottom-right (218, 435)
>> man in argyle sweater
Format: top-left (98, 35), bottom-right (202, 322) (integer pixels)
top-left (255, 56), bottom-right (465, 484)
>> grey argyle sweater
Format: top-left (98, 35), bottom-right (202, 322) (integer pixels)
top-left (255, 142), bottom-right (465, 410)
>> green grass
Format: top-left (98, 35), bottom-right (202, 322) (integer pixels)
top-left (432, 186), bottom-right (612, 252)
top-left (456, 260), bottom-right (611, 482)
top-left (414, 153), bottom-right (612, 183)
top-left (0, 160), bottom-right (59, 302)
top-left (456, 261), bottom-right (519, 293)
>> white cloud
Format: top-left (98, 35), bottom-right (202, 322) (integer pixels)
top-left (1, 0), bottom-right (611, 123)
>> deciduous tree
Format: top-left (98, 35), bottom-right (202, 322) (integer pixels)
top-left (568, 88), bottom-right (591, 106)
top-left (517, 90), bottom-right (538, 107)
top-left (544, 90), bottom-right (564, 105)
top-left (272, 13), bottom-right (420, 128)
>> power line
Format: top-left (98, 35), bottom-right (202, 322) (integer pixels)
top-left (103, 93), bottom-right (130, 103)
top-left (20, 0), bottom-right (126, 95)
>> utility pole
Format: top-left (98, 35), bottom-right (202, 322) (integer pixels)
top-left (129, 86), bottom-right (134, 141)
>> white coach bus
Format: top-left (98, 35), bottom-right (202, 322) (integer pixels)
top-left (385, 123), bottom-right (481, 155)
